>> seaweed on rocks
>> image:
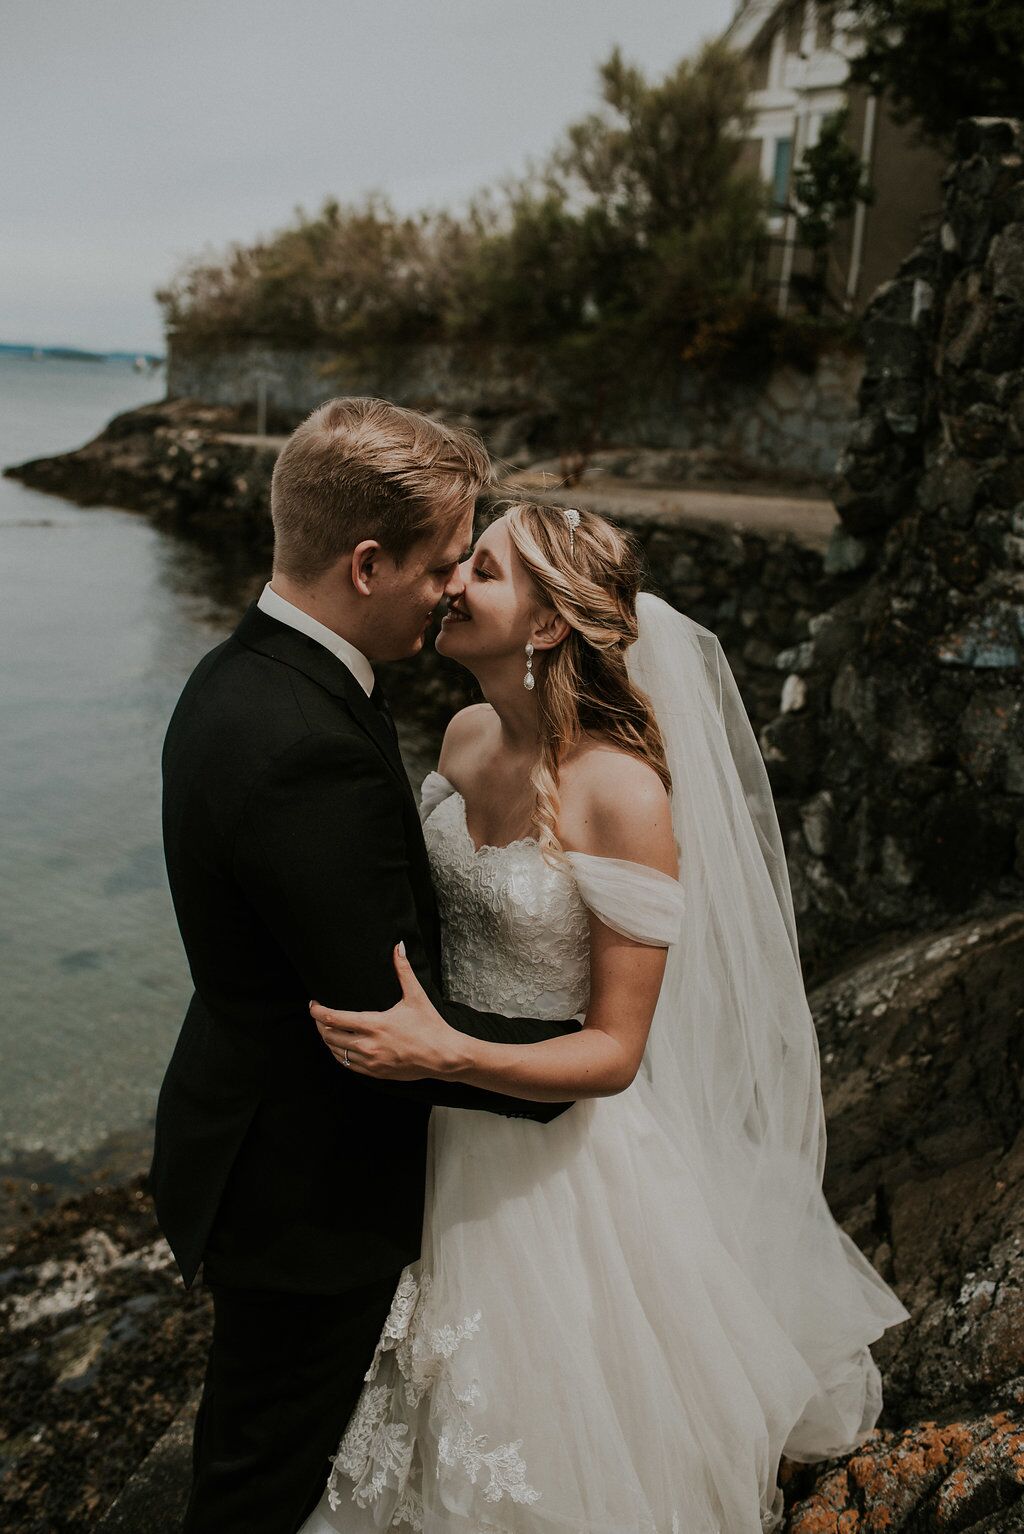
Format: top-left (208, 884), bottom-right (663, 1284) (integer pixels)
top-left (0, 1174), bottom-right (211, 1533)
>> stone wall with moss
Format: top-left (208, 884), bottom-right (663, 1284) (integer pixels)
top-left (761, 117), bottom-right (1024, 971)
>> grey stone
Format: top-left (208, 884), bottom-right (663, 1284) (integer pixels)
top-left (830, 664), bottom-right (879, 743)
top-left (847, 415), bottom-right (889, 453)
top-left (951, 401), bottom-right (1006, 458)
top-left (957, 690), bottom-right (1023, 787)
top-left (885, 712), bottom-right (939, 768)
top-left (937, 608), bottom-right (1023, 668)
top-left (765, 369), bottom-right (806, 412)
top-left (989, 223), bottom-right (1024, 302)
top-left (774, 639), bottom-right (815, 673)
top-left (879, 834), bottom-right (916, 888)
top-left (883, 410), bottom-right (921, 438)
top-left (911, 277), bottom-right (934, 325)
top-left (917, 456), bottom-right (980, 519)
top-left (800, 789), bottom-right (834, 855)
top-left (780, 673), bottom-right (807, 713)
top-left (942, 291), bottom-right (991, 371)
top-left (669, 550), bottom-right (697, 583)
top-left (864, 320), bottom-right (924, 383)
top-left (823, 528), bottom-right (868, 574)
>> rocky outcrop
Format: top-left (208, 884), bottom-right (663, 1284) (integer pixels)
top-left (5, 913), bottom-right (1020, 1529)
top-left (761, 118), bottom-right (1024, 974)
top-left (772, 908), bottom-right (1024, 1530)
top-left (783, 1392), bottom-right (1024, 1533)
top-left (811, 911), bottom-right (1024, 1424)
top-left (3, 397), bottom-right (280, 556)
top-left (0, 1179), bottom-right (211, 1533)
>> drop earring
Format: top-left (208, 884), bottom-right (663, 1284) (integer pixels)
top-left (523, 642), bottom-right (535, 690)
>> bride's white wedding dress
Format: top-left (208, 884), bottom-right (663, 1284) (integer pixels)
top-left (299, 768), bottom-right (910, 1534)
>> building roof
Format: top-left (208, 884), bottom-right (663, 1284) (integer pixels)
top-left (722, 0), bottom-right (786, 54)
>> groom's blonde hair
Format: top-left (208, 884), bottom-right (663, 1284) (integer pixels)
top-left (270, 396), bottom-right (494, 581)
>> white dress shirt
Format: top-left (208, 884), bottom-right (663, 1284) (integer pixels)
top-left (256, 581), bottom-right (375, 697)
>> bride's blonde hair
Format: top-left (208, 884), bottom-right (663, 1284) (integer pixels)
top-left (502, 501), bottom-right (671, 861)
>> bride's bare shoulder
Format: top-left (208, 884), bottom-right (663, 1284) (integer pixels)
top-left (438, 703), bottom-right (498, 779)
top-left (559, 742), bottom-right (676, 874)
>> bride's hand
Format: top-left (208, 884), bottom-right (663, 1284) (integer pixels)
top-left (310, 944), bottom-right (469, 1080)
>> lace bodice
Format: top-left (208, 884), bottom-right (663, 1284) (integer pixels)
top-left (420, 771), bottom-right (685, 1022)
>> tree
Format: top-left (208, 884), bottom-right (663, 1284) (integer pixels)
top-left (791, 110), bottom-right (874, 314)
top-left (551, 41), bottom-right (766, 332)
top-left (531, 41), bottom-right (767, 468)
top-left (846, 0), bottom-right (1024, 143)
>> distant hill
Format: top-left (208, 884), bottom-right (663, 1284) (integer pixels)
top-left (0, 342), bottom-right (164, 364)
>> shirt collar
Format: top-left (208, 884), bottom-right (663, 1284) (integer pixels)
top-left (256, 582), bottom-right (375, 697)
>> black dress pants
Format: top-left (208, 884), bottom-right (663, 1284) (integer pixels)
top-left (182, 1267), bottom-right (405, 1534)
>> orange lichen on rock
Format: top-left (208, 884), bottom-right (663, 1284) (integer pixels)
top-left (788, 1466), bottom-right (853, 1533)
top-left (788, 1409), bottom-right (1024, 1532)
top-left (932, 1416), bottom-right (1024, 1526)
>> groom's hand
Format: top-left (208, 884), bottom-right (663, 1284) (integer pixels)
top-left (310, 944), bottom-right (474, 1081)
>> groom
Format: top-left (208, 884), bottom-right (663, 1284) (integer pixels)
top-left (149, 396), bottom-right (581, 1534)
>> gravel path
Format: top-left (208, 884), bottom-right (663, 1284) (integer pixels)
top-left (504, 472), bottom-right (838, 551)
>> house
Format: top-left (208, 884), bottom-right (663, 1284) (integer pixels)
top-left (723, 0), bottom-right (947, 314)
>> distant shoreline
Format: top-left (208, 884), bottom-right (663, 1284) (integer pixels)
top-left (0, 343), bottom-right (164, 364)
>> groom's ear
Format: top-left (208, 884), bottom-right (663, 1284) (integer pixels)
top-left (350, 538), bottom-right (383, 597)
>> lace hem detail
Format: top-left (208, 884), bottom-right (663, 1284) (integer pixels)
top-left (324, 1267), bottom-right (785, 1534)
top-left (326, 1266), bottom-right (541, 1531)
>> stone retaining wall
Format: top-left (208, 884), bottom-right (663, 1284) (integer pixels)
top-left (166, 338), bottom-right (861, 483)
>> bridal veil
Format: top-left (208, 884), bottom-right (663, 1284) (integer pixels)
top-left (626, 592), bottom-right (909, 1462)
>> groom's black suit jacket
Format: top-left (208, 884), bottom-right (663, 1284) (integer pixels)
top-left (149, 602), bottom-right (579, 1294)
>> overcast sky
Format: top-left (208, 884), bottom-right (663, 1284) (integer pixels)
top-left (2, 0), bottom-right (734, 353)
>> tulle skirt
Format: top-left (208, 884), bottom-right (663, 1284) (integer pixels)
top-left (299, 1067), bottom-right (909, 1534)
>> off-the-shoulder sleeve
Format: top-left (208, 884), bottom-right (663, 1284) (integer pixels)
top-left (419, 769), bottom-right (457, 825)
top-left (564, 852), bottom-right (685, 947)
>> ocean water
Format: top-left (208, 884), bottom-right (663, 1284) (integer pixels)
top-left (0, 355), bottom-right (262, 1163)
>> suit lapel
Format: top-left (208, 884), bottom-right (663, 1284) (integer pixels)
top-left (233, 602), bottom-right (409, 792)
top-left (234, 602), bottom-right (440, 977)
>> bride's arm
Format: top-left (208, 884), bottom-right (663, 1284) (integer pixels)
top-left (314, 755), bottom-right (678, 1101)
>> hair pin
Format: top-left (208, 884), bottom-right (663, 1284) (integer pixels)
top-left (563, 507), bottom-right (581, 555)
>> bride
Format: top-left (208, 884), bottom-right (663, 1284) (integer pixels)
top-left (299, 501), bottom-right (910, 1534)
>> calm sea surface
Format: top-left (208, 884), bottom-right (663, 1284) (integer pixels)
top-left (0, 355), bottom-right (259, 1163)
